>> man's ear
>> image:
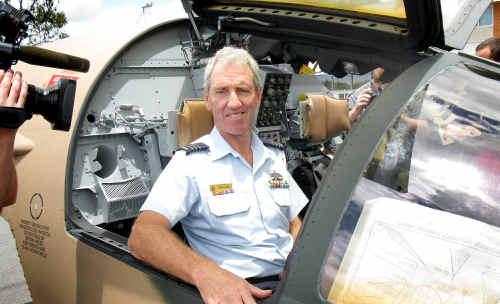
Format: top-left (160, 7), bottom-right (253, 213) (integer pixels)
top-left (256, 89), bottom-right (262, 107)
top-left (204, 93), bottom-right (212, 111)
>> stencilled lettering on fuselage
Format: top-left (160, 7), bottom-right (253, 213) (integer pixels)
top-left (19, 219), bottom-right (51, 258)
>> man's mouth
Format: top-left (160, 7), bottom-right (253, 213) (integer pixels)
top-left (226, 111), bottom-right (246, 118)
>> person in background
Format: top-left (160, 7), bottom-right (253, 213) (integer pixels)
top-left (0, 69), bottom-right (32, 304)
top-left (475, 37), bottom-right (500, 62)
top-left (0, 69), bottom-right (28, 212)
top-left (347, 67), bottom-right (385, 124)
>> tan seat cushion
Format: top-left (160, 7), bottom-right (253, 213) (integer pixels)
top-left (303, 94), bottom-right (351, 143)
top-left (177, 99), bottom-right (214, 147)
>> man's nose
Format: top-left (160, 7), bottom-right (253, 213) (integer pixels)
top-left (227, 89), bottom-right (243, 108)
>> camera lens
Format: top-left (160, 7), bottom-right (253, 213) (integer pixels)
top-left (24, 78), bottom-right (76, 131)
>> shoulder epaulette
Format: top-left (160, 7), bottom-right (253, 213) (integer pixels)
top-left (262, 140), bottom-right (285, 150)
top-left (176, 142), bottom-right (210, 155)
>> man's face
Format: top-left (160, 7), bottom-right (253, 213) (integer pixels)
top-left (371, 67), bottom-right (385, 93)
top-left (205, 62), bottom-right (261, 139)
top-left (476, 47), bottom-right (492, 60)
top-left (372, 67), bottom-right (385, 83)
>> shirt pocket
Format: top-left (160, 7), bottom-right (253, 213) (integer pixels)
top-left (269, 188), bottom-right (292, 207)
top-left (207, 193), bottom-right (250, 216)
top-left (268, 188), bottom-right (293, 222)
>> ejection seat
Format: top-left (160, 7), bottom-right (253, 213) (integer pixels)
top-left (291, 94), bottom-right (351, 205)
top-left (175, 94), bottom-right (350, 148)
top-left (176, 98), bottom-right (213, 147)
top-left (299, 94), bottom-right (351, 143)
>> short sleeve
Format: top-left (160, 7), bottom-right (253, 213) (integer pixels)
top-left (284, 168), bottom-right (309, 220)
top-left (140, 152), bottom-right (199, 226)
top-left (348, 93), bottom-right (357, 110)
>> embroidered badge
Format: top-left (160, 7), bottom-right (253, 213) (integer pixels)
top-left (268, 171), bottom-right (289, 189)
top-left (210, 183), bottom-right (234, 196)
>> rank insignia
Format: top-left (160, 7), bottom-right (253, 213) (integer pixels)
top-left (268, 171), bottom-right (289, 189)
top-left (210, 183), bottom-right (234, 196)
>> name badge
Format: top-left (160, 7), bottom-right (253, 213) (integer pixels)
top-left (210, 183), bottom-right (234, 196)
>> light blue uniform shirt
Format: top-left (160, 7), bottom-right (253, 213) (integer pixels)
top-left (140, 128), bottom-right (308, 278)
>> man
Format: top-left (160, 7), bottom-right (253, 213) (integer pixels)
top-left (328, 67), bottom-right (384, 157)
top-left (0, 69), bottom-right (28, 212)
top-left (347, 67), bottom-right (384, 124)
top-left (0, 69), bottom-right (32, 304)
top-left (475, 37), bottom-right (500, 62)
top-left (128, 47), bottom-right (308, 304)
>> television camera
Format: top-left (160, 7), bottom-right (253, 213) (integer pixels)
top-left (0, 1), bottom-right (89, 131)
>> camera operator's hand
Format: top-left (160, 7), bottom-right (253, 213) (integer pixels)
top-left (0, 69), bottom-right (28, 117)
top-left (0, 69), bottom-right (28, 211)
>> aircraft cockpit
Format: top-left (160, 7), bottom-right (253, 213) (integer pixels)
top-left (63, 3), bottom-right (500, 300)
top-left (68, 25), bottom-right (356, 234)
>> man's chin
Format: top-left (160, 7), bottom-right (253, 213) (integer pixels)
top-left (220, 127), bottom-right (251, 138)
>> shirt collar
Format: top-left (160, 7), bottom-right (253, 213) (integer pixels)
top-left (208, 128), bottom-right (273, 170)
top-left (208, 127), bottom-right (240, 161)
top-left (251, 131), bottom-right (273, 173)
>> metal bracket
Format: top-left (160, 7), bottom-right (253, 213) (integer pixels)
top-left (181, 0), bottom-right (203, 42)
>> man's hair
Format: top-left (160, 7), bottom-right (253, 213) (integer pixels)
top-left (371, 67), bottom-right (385, 82)
top-left (476, 37), bottom-right (500, 62)
top-left (204, 47), bottom-right (262, 93)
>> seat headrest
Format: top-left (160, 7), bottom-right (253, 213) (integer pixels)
top-left (177, 99), bottom-right (214, 147)
top-left (301, 94), bottom-right (351, 143)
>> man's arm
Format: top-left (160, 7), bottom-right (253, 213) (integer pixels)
top-left (289, 216), bottom-right (302, 241)
top-left (348, 88), bottom-right (374, 124)
top-left (0, 129), bottom-right (17, 210)
top-left (128, 211), bottom-right (272, 304)
top-left (400, 114), bottom-right (429, 130)
top-left (278, 216), bottom-right (303, 281)
top-left (0, 70), bottom-right (28, 212)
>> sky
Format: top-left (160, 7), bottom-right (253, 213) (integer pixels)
top-left (58, 0), bottom-right (187, 39)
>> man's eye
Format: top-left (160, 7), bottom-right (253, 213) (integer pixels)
top-left (237, 88), bottom-right (252, 94)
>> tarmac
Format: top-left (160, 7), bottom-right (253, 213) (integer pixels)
top-left (0, 216), bottom-right (32, 304)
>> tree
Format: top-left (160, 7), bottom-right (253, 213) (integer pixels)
top-left (7, 0), bottom-right (68, 45)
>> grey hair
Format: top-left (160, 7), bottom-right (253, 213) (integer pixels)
top-left (204, 46), bottom-right (262, 93)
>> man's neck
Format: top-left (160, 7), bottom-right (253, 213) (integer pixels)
top-left (219, 130), bottom-right (253, 167)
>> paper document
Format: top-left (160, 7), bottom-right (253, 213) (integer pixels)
top-left (328, 198), bottom-right (500, 304)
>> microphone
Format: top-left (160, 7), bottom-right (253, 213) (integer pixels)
top-left (18, 45), bottom-right (90, 73)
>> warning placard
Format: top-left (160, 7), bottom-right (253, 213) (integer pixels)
top-left (19, 219), bottom-right (51, 258)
